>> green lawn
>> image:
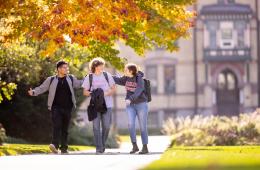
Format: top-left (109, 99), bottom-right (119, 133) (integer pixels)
top-left (119, 135), bottom-right (131, 142)
top-left (144, 146), bottom-right (260, 170)
top-left (0, 144), bottom-right (94, 156)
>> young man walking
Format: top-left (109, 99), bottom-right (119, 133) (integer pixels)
top-left (28, 61), bottom-right (82, 154)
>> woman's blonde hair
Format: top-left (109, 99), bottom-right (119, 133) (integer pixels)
top-left (89, 57), bottom-right (106, 73)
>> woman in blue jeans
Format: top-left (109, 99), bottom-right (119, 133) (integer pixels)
top-left (113, 63), bottom-right (149, 154)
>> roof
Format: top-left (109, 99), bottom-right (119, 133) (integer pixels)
top-left (200, 3), bottom-right (252, 15)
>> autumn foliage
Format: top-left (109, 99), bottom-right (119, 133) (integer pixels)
top-left (0, 0), bottom-right (196, 56)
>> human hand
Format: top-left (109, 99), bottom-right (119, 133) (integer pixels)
top-left (125, 99), bottom-right (131, 106)
top-left (28, 88), bottom-right (33, 96)
top-left (83, 90), bottom-right (91, 96)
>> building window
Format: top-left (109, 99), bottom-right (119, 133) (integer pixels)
top-left (164, 110), bottom-right (176, 121)
top-left (147, 111), bottom-right (158, 128)
top-left (164, 65), bottom-right (176, 94)
top-left (209, 30), bottom-right (217, 48)
top-left (146, 65), bottom-right (158, 94)
top-left (221, 29), bottom-right (233, 40)
top-left (206, 21), bottom-right (218, 49)
top-left (205, 63), bottom-right (208, 83)
top-left (220, 22), bottom-right (234, 49)
top-left (235, 21), bottom-right (246, 48)
top-left (217, 70), bottom-right (238, 90)
top-left (246, 63), bottom-right (250, 83)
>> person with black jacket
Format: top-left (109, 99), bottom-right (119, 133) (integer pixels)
top-left (82, 58), bottom-right (116, 154)
top-left (113, 63), bottom-right (149, 154)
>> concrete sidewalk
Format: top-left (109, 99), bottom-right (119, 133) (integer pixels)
top-left (0, 136), bottom-right (170, 170)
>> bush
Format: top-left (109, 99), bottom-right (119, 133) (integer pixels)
top-left (162, 110), bottom-right (260, 146)
top-left (68, 123), bottom-right (120, 148)
top-left (4, 136), bottom-right (28, 144)
top-left (0, 123), bottom-right (6, 145)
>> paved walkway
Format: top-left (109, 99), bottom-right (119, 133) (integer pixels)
top-left (0, 136), bottom-right (170, 170)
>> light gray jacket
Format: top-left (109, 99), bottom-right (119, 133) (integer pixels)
top-left (32, 75), bottom-right (83, 110)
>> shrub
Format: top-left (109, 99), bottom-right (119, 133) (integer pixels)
top-left (163, 110), bottom-right (260, 146)
top-left (4, 136), bottom-right (28, 144)
top-left (0, 123), bottom-right (6, 145)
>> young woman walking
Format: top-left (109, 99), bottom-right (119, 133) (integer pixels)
top-left (113, 63), bottom-right (149, 154)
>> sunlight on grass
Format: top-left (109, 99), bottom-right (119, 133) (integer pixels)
top-left (143, 146), bottom-right (260, 170)
top-left (119, 136), bottom-right (131, 142)
top-left (0, 144), bottom-right (94, 156)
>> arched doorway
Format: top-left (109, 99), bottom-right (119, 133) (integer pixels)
top-left (216, 69), bottom-right (239, 116)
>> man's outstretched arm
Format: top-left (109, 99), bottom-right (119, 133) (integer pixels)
top-left (28, 77), bottom-right (51, 96)
top-left (72, 75), bottom-right (83, 89)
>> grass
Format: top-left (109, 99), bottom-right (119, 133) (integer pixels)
top-left (0, 144), bottom-right (94, 156)
top-left (119, 135), bottom-right (131, 142)
top-left (143, 146), bottom-right (260, 170)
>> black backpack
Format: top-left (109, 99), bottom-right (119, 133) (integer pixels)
top-left (136, 76), bottom-right (152, 103)
top-left (143, 78), bottom-right (152, 102)
top-left (49, 75), bottom-right (73, 88)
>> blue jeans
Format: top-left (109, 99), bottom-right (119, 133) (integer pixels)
top-left (126, 102), bottom-right (149, 145)
top-left (93, 108), bottom-right (112, 152)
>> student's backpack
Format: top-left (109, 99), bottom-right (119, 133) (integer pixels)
top-left (49, 75), bottom-right (73, 88)
top-left (143, 78), bottom-right (152, 102)
top-left (136, 75), bottom-right (152, 103)
top-left (88, 72), bottom-right (109, 91)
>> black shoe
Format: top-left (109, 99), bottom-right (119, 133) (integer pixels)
top-left (61, 150), bottom-right (69, 154)
top-left (96, 151), bottom-right (103, 155)
top-left (101, 148), bottom-right (105, 153)
top-left (130, 142), bottom-right (139, 154)
top-left (139, 144), bottom-right (149, 154)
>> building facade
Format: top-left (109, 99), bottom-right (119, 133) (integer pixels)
top-left (78, 0), bottom-right (259, 130)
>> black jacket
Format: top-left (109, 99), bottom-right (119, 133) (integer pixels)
top-left (87, 88), bottom-right (107, 121)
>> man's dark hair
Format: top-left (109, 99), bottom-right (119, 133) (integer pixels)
top-left (56, 60), bottom-right (68, 70)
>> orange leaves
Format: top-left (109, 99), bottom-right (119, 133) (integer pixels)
top-left (1, 0), bottom-right (145, 47)
top-left (0, 0), bottom-right (195, 55)
top-left (57, 20), bottom-right (71, 30)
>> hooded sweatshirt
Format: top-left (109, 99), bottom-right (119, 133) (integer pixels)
top-left (113, 71), bottom-right (147, 104)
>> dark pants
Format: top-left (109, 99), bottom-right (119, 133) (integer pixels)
top-left (51, 106), bottom-right (72, 151)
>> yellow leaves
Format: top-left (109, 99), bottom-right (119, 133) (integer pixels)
top-left (0, 81), bottom-right (17, 103)
top-left (0, 0), bottom-right (195, 55)
top-left (39, 40), bottom-right (58, 57)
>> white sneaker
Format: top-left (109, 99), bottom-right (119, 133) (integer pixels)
top-left (49, 144), bottom-right (58, 154)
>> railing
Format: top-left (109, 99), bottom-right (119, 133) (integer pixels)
top-left (203, 47), bottom-right (251, 61)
